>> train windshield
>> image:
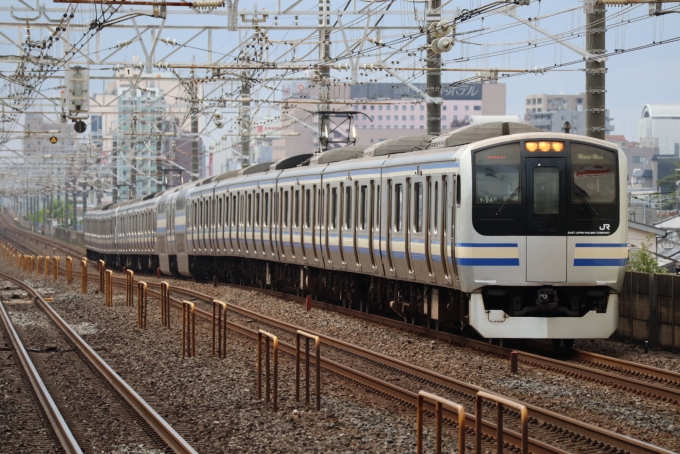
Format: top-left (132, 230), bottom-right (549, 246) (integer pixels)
top-left (474, 143), bottom-right (522, 205)
top-left (570, 143), bottom-right (616, 204)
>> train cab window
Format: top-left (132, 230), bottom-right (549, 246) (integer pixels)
top-left (331, 187), bottom-right (338, 229)
top-left (294, 190), bottom-right (300, 228)
top-left (414, 182), bottom-right (423, 233)
top-left (474, 143), bottom-right (521, 205)
top-left (283, 191), bottom-right (289, 227)
top-left (359, 185), bottom-right (367, 230)
top-left (570, 143), bottom-right (616, 204)
top-left (304, 189), bottom-right (311, 228)
top-left (344, 186), bottom-right (352, 229)
top-left (394, 183), bottom-right (403, 232)
top-left (533, 167), bottom-right (560, 214)
top-left (264, 192), bottom-right (269, 226)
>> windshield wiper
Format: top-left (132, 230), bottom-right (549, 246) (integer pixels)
top-left (573, 185), bottom-right (598, 215)
top-left (495, 185), bottom-right (521, 216)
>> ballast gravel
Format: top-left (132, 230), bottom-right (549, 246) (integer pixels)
top-left (2, 265), bottom-right (458, 454)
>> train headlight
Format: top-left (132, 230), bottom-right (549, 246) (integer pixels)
top-left (551, 141), bottom-right (565, 152)
top-left (538, 141), bottom-right (551, 152)
top-left (525, 142), bottom-right (538, 152)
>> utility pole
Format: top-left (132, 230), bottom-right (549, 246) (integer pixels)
top-left (72, 185), bottom-right (77, 229)
top-left (426, 0), bottom-right (442, 137)
top-left (585, 0), bottom-right (606, 139)
top-left (317, 0), bottom-right (331, 153)
top-left (189, 70), bottom-right (199, 181)
top-left (130, 155), bottom-right (137, 199)
top-left (156, 114), bottom-right (163, 192)
top-left (240, 69), bottom-right (251, 168)
top-left (81, 183), bottom-right (87, 221)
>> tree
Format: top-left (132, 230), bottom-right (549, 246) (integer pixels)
top-left (627, 237), bottom-right (666, 274)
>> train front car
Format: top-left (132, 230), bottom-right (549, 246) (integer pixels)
top-left (456, 133), bottom-right (626, 341)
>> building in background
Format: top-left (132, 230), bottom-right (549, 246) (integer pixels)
top-left (639, 104), bottom-right (680, 156)
top-left (265, 81), bottom-right (506, 160)
top-left (525, 92), bottom-right (614, 136)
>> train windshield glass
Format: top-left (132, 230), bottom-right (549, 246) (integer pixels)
top-left (570, 143), bottom-right (616, 204)
top-left (474, 143), bottom-right (522, 205)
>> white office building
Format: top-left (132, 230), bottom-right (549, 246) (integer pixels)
top-left (639, 104), bottom-right (680, 156)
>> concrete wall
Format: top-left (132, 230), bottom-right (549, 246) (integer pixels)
top-left (50, 226), bottom-right (85, 247)
top-left (615, 271), bottom-right (680, 351)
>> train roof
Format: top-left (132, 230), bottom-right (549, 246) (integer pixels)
top-left (309, 145), bottom-right (364, 165)
top-left (363, 134), bottom-right (435, 157)
top-left (430, 121), bottom-right (542, 148)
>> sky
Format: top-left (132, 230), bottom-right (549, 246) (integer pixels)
top-left (1, 0), bottom-right (679, 145)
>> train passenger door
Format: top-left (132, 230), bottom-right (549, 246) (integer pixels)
top-left (525, 157), bottom-right (567, 282)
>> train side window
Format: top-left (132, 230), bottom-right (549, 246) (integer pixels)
top-left (360, 185), bottom-right (367, 230)
top-left (414, 182), bottom-right (423, 233)
top-left (331, 187), bottom-right (338, 229)
top-left (344, 185), bottom-right (352, 229)
top-left (247, 193), bottom-right (252, 226)
top-left (256, 193), bottom-right (261, 226)
top-left (375, 185), bottom-right (380, 230)
top-left (224, 196), bottom-right (229, 227)
top-left (283, 191), bottom-right (289, 228)
top-left (232, 195), bottom-right (237, 226)
top-left (433, 182), bottom-right (439, 234)
top-left (294, 189), bottom-right (300, 228)
top-left (305, 189), bottom-right (311, 228)
top-left (264, 192), bottom-right (269, 226)
top-left (394, 183), bottom-right (403, 232)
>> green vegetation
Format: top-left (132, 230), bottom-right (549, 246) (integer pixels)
top-left (627, 237), bottom-right (667, 274)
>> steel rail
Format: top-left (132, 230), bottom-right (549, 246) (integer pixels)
top-left (0, 272), bottom-right (198, 454)
top-left (211, 281), bottom-right (680, 404)
top-left (0, 296), bottom-right (82, 454)
top-left (570, 349), bottom-right (680, 385)
top-left (2, 223), bottom-right (679, 403)
top-left (137, 286), bottom-right (565, 454)
top-left (131, 280), bottom-right (673, 454)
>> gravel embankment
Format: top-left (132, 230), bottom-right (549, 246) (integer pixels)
top-left (130, 274), bottom-right (680, 451)
top-left (2, 264), bottom-right (461, 454)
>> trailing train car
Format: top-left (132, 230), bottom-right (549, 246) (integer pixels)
top-left (85, 122), bottom-right (627, 343)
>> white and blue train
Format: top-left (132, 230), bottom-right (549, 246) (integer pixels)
top-left (85, 122), bottom-right (627, 342)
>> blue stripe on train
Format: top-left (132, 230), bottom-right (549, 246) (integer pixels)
top-left (574, 258), bottom-right (627, 266)
top-left (456, 258), bottom-right (520, 266)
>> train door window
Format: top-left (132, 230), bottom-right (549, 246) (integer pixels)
top-left (225, 196), bottom-right (229, 226)
top-left (318, 187), bottom-right (324, 227)
top-left (240, 195), bottom-right (245, 226)
top-left (305, 189), bottom-right (311, 228)
top-left (212, 197), bottom-right (216, 227)
top-left (433, 182), bottom-right (439, 234)
top-left (294, 189), bottom-right (300, 228)
top-left (283, 191), bottom-right (289, 227)
top-left (456, 175), bottom-right (461, 206)
top-left (360, 185), bottom-right (367, 230)
top-left (394, 183), bottom-right (403, 232)
top-left (218, 197), bottom-right (222, 228)
top-left (414, 182), bottom-right (423, 233)
top-left (247, 193), bottom-right (252, 226)
top-left (533, 167), bottom-right (560, 214)
top-left (264, 192), bottom-right (269, 226)
top-left (331, 187), bottom-right (338, 229)
top-left (344, 185), bottom-right (352, 229)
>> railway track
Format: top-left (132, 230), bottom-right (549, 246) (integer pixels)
top-left (2, 219), bottom-right (680, 452)
top-left (0, 272), bottom-right (197, 454)
top-left (100, 276), bottom-right (671, 454)
top-left (2, 224), bottom-right (680, 402)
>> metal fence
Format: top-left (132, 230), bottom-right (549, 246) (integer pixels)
top-left (616, 271), bottom-right (680, 351)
